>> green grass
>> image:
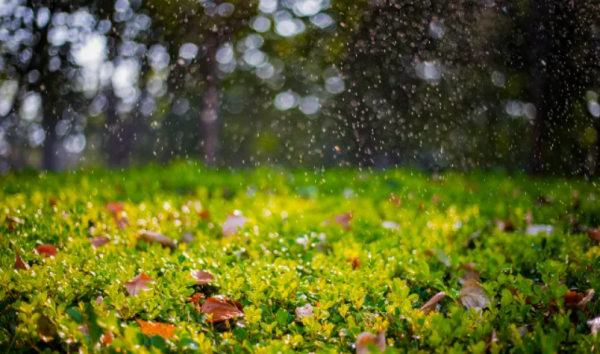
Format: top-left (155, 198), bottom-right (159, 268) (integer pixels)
top-left (1, 163), bottom-right (600, 353)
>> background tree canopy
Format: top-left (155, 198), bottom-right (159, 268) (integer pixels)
top-left (0, 0), bottom-right (599, 175)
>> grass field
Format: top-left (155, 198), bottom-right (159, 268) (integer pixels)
top-left (2, 163), bottom-right (600, 353)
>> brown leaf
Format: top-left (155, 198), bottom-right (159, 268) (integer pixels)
top-left (106, 202), bottom-right (124, 215)
top-left (191, 270), bottom-right (215, 285)
top-left (458, 263), bottom-right (480, 284)
top-left (136, 319), bottom-right (176, 339)
top-left (89, 236), bottom-right (109, 248)
top-left (588, 317), bottom-right (600, 336)
top-left (564, 290), bottom-right (584, 305)
top-left (389, 194), bottom-right (401, 206)
top-left (199, 209), bottom-right (211, 221)
top-left (460, 279), bottom-right (490, 310)
top-left (295, 304), bottom-right (314, 321)
top-left (15, 250), bottom-right (29, 271)
top-left (347, 258), bottom-right (360, 270)
top-left (138, 230), bottom-right (176, 249)
top-left (326, 213), bottom-right (353, 230)
top-left (201, 296), bottom-right (244, 323)
top-left (35, 244), bottom-right (58, 258)
top-left (222, 214), bottom-right (247, 236)
top-left (420, 292), bottom-right (446, 314)
top-left (125, 272), bottom-right (155, 296)
top-left (588, 228), bottom-right (600, 243)
top-left (190, 293), bottom-right (205, 306)
top-left (356, 331), bottom-right (386, 354)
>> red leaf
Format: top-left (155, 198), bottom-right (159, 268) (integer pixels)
top-left (222, 214), bottom-right (247, 236)
top-left (15, 250), bottom-right (29, 271)
top-left (190, 270), bottom-right (215, 285)
top-left (201, 296), bottom-right (244, 323)
top-left (138, 230), bottom-right (176, 249)
top-left (125, 272), bottom-right (155, 296)
top-left (347, 258), bottom-right (360, 270)
top-left (136, 319), bottom-right (176, 339)
top-left (35, 244), bottom-right (57, 258)
top-left (190, 293), bottom-right (205, 306)
top-left (102, 331), bottom-right (113, 345)
top-left (89, 236), bottom-right (109, 248)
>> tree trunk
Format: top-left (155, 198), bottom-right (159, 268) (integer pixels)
top-left (200, 34), bottom-right (220, 165)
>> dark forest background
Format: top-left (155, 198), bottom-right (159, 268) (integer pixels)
top-left (1, 0), bottom-right (600, 176)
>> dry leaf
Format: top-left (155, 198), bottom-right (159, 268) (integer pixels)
top-left (222, 214), bottom-right (247, 236)
top-left (201, 296), bottom-right (244, 323)
top-left (347, 258), bottom-right (360, 270)
top-left (199, 209), bottom-right (211, 221)
top-left (356, 331), bottom-right (386, 354)
top-left (137, 319), bottom-right (176, 339)
top-left (588, 228), bottom-right (600, 243)
top-left (331, 213), bottom-right (352, 230)
top-left (420, 292), bottom-right (446, 314)
top-left (588, 317), bottom-right (600, 336)
top-left (578, 289), bottom-right (595, 308)
top-left (295, 304), bottom-right (314, 321)
top-left (138, 230), bottom-right (176, 249)
top-left (102, 331), bottom-right (113, 345)
top-left (15, 250), bottom-right (29, 271)
top-left (35, 244), bottom-right (58, 258)
top-left (458, 263), bottom-right (480, 284)
top-left (564, 290), bottom-right (584, 305)
top-left (190, 293), bottom-right (205, 307)
top-left (191, 270), bottom-right (215, 285)
top-left (89, 236), bottom-right (109, 247)
top-left (125, 272), bottom-right (155, 296)
top-left (460, 279), bottom-right (490, 310)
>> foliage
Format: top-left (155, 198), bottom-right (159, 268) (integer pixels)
top-left (1, 163), bottom-right (600, 352)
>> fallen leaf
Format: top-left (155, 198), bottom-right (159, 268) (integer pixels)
top-left (564, 290), bottom-right (584, 305)
top-left (222, 214), bottom-right (247, 236)
top-left (420, 292), bottom-right (446, 314)
top-left (331, 213), bottom-right (352, 230)
top-left (201, 296), bottom-right (244, 323)
top-left (347, 258), bottom-right (360, 270)
top-left (138, 230), bottom-right (176, 249)
top-left (460, 279), bottom-right (490, 310)
top-left (389, 194), bottom-right (401, 206)
top-left (35, 244), bottom-right (58, 258)
top-left (458, 263), bottom-right (480, 284)
top-left (106, 202), bottom-right (124, 215)
top-left (356, 331), bottom-right (386, 354)
top-left (199, 209), bottom-right (211, 221)
top-left (190, 293), bottom-right (205, 306)
top-left (102, 331), bottom-right (113, 345)
top-left (588, 317), bottom-right (600, 336)
top-left (89, 236), bottom-right (109, 247)
top-left (15, 250), bottom-right (29, 271)
top-left (295, 304), bottom-right (314, 321)
top-left (579, 289), bottom-right (595, 308)
top-left (191, 270), bottom-right (215, 285)
top-left (588, 228), bottom-right (600, 243)
top-left (125, 272), bottom-right (155, 296)
top-left (136, 319), bottom-right (176, 339)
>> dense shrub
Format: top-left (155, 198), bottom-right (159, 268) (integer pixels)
top-left (1, 163), bottom-right (600, 353)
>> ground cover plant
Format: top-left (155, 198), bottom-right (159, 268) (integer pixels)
top-left (2, 163), bottom-right (600, 353)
